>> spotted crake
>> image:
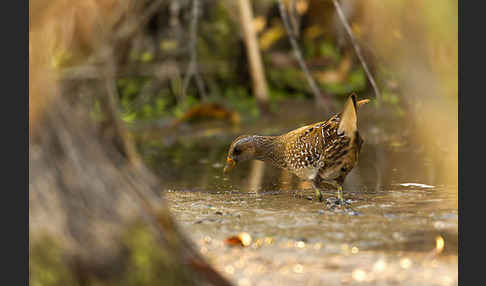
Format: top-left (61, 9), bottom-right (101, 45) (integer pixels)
top-left (224, 93), bottom-right (369, 208)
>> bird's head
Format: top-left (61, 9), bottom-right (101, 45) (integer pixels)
top-left (223, 135), bottom-right (257, 174)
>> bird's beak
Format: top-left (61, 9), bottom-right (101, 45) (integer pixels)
top-left (223, 157), bottom-right (236, 174)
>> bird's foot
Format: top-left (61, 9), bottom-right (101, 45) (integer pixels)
top-left (325, 196), bottom-right (351, 208)
top-left (325, 197), bottom-right (360, 215)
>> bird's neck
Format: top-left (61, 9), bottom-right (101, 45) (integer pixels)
top-left (251, 135), bottom-right (287, 168)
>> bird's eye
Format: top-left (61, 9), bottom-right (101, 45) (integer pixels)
top-left (233, 147), bottom-right (242, 156)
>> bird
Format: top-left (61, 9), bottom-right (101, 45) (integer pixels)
top-left (223, 93), bottom-right (369, 208)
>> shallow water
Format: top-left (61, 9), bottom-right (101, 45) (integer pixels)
top-left (136, 101), bottom-right (458, 286)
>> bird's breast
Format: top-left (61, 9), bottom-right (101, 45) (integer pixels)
top-left (293, 167), bottom-right (320, 180)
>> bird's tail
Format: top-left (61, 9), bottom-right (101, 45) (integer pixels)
top-left (338, 93), bottom-right (368, 136)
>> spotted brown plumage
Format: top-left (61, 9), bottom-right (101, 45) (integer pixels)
top-left (224, 93), bottom-right (369, 207)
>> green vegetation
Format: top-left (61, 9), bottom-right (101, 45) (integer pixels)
top-left (110, 0), bottom-right (403, 126)
top-left (31, 224), bottom-right (195, 286)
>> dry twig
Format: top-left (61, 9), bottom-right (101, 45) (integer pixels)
top-left (332, 0), bottom-right (381, 101)
top-left (116, 0), bottom-right (167, 40)
top-left (182, 0), bottom-right (207, 100)
top-left (238, 0), bottom-right (270, 113)
top-left (101, 50), bottom-right (143, 167)
top-left (278, 0), bottom-right (333, 113)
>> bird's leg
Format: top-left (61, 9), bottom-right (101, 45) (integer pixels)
top-left (315, 189), bottom-right (323, 202)
top-left (312, 180), bottom-right (323, 202)
top-left (336, 185), bottom-right (344, 205)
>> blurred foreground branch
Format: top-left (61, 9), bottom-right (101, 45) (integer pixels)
top-left (101, 50), bottom-right (142, 167)
top-left (30, 85), bottom-right (231, 285)
top-left (29, 0), bottom-right (233, 284)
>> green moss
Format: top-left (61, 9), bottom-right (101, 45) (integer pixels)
top-left (31, 223), bottom-right (197, 286)
top-left (267, 67), bottom-right (308, 92)
top-left (321, 68), bottom-right (367, 95)
top-left (222, 87), bottom-right (260, 120)
top-left (30, 237), bottom-right (79, 286)
top-left (319, 41), bottom-right (341, 62)
top-left (173, 95), bottom-right (199, 118)
top-left (140, 52), bottom-right (154, 63)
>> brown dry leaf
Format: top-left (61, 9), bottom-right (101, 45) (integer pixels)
top-left (296, 0), bottom-right (309, 15)
top-left (170, 103), bottom-right (241, 128)
top-left (253, 16), bottom-right (267, 33)
top-left (225, 232), bottom-right (252, 247)
top-left (259, 24), bottom-right (285, 51)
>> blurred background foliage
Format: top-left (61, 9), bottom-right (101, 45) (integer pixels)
top-left (37, 0), bottom-right (395, 125)
top-left (30, 0), bottom-right (457, 125)
top-left (113, 0), bottom-right (372, 123)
